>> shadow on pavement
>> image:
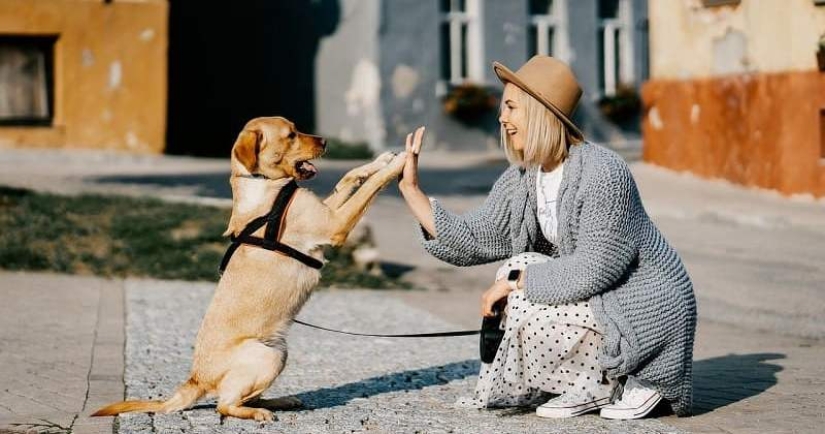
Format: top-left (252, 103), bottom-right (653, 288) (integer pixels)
top-left (187, 360), bottom-right (479, 413)
top-left (91, 163), bottom-right (509, 199)
top-left (291, 360), bottom-right (479, 410)
top-left (691, 352), bottom-right (784, 415)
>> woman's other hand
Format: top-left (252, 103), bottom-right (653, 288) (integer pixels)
top-left (399, 126), bottom-right (425, 192)
top-left (481, 280), bottom-right (513, 317)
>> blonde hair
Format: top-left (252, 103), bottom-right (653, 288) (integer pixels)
top-left (500, 85), bottom-right (582, 170)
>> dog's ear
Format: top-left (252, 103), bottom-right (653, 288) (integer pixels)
top-left (232, 129), bottom-right (261, 174)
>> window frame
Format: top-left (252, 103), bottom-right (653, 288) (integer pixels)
top-left (527, 0), bottom-right (570, 63)
top-left (597, 0), bottom-right (634, 97)
top-left (439, 0), bottom-right (484, 87)
top-left (0, 34), bottom-right (57, 127)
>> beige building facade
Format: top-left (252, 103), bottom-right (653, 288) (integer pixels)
top-left (0, 0), bottom-right (168, 153)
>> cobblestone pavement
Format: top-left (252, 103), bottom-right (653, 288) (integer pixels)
top-left (119, 281), bottom-right (687, 434)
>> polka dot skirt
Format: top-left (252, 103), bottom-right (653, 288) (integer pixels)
top-left (456, 252), bottom-right (618, 408)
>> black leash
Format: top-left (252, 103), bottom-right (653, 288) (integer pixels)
top-left (220, 180), bottom-right (323, 273)
top-left (293, 319), bottom-right (480, 338)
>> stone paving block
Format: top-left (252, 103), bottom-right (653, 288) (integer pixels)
top-left (0, 272), bottom-right (125, 434)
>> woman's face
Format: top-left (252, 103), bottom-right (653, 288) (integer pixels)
top-left (499, 84), bottom-right (526, 152)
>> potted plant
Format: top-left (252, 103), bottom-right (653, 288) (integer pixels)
top-left (442, 83), bottom-right (498, 125)
top-left (818, 32), bottom-right (825, 72)
top-left (597, 84), bottom-right (642, 125)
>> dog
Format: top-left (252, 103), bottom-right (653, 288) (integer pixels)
top-left (92, 116), bottom-right (406, 421)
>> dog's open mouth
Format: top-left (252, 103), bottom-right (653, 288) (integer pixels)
top-left (295, 160), bottom-right (318, 180)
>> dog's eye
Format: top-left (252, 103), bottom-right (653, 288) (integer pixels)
top-left (287, 132), bottom-right (296, 140)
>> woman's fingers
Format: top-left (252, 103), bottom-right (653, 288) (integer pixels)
top-left (481, 289), bottom-right (495, 317)
top-left (412, 126), bottom-right (425, 155)
top-left (405, 132), bottom-right (412, 153)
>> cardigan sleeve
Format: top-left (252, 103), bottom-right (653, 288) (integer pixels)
top-left (416, 167), bottom-right (516, 266)
top-left (524, 160), bottom-right (639, 304)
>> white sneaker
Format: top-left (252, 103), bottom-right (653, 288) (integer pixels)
top-left (536, 392), bottom-right (614, 418)
top-left (599, 376), bottom-right (662, 420)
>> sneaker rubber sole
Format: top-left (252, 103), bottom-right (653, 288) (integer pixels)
top-left (599, 393), bottom-right (663, 420)
top-left (536, 396), bottom-right (613, 418)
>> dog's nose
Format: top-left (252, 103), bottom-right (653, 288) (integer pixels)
top-left (319, 138), bottom-right (327, 149)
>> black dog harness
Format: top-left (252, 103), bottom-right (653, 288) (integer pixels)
top-left (219, 179), bottom-right (324, 273)
top-left (218, 179), bottom-right (483, 342)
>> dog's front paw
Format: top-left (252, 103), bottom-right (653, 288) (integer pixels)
top-left (375, 151), bottom-right (396, 165)
top-left (386, 151), bottom-right (407, 175)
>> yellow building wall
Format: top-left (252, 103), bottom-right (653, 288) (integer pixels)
top-left (0, 0), bottom-right (168, 153)
top-left (649, 0), bottom-right (825, 79)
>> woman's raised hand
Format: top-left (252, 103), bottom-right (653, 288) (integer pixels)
top-left (397, 126), bottom-right (436, 237)
top-left (399, 126), bottom-right (425, 192)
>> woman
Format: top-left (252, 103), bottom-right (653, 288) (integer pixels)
top-left (398, 56), bottom-right (696, 419)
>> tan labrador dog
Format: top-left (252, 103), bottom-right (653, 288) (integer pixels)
top-left (92, 117), bottom-right (406, 421)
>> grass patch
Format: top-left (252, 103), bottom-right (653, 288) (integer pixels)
top-left (0, 186), bottom-right (408, 288)
top-left (323, 138), bottom-right (374, 160)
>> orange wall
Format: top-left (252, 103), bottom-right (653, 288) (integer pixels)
top-left (0, 0), bottom-right (168, 153)
top-left (642, 71), bottom-right (825, 197)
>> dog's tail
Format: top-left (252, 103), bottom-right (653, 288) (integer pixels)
top-left (91, 378), bottom-right (204, 417)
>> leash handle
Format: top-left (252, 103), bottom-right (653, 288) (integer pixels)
top-left (293, 319), bottom-right (479, 338)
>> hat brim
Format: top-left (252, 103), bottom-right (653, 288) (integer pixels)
top-left (493, 61), bottom-right (584, 141)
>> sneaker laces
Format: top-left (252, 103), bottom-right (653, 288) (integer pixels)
top-left (615, 377), bottom-right (655, 406)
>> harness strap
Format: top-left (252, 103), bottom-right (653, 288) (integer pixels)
top-left (264, 180), bottom-right (298, 240)
top-left (230, 233), bottom-right (324, 270)
top-left (219, 180), bottom-right (323, 273)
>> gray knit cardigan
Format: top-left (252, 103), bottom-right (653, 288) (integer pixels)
top-left (419, 142), bottom-right (696, 416)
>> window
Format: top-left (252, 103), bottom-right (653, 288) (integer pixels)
top-left (597, 0), bottom-right (633, 97)
top-left (440, 0), bottom-right (483, 85)
top-left (528, 0), bottom-right (569, 62)
top-left (0, 35), bottom-right (56, 126)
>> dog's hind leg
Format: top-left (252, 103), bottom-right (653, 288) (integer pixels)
top-left (215, 341), bottom-right (286, 421)
top-left (324, 152), bottom-right (396, 209)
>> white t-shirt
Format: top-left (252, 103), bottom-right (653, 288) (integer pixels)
top-left (536, 163), bottom-right (564, 243)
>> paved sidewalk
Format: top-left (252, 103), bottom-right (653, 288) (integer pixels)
top-left (398, 290), bottom-right (825, 434)
top-left (2, 273), bottom-right (822, 433)
top-left (0, 272), bottom-right (124, 434)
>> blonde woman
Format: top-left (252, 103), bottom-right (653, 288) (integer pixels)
top-left (398, 56), bottom-right (696, 419)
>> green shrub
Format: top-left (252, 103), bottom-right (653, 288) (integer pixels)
top-left (323, 138), bottom-right (374, 160)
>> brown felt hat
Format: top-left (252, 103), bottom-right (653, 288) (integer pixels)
top-left (493, 55), bottom-right (584, 141)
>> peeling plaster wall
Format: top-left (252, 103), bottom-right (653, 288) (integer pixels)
top-left (376, 0), bottom-right (530, 152)
top-left (318, 0), bottom-right (648, 152)
top-left (0, 0), bottom-right (168, 153)
top-left (315, 0), bottom-right (384, 151)
top-left (643, 0), bottom-right (825, 197)
top-left (649, 0), bottom-right (825, 79)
